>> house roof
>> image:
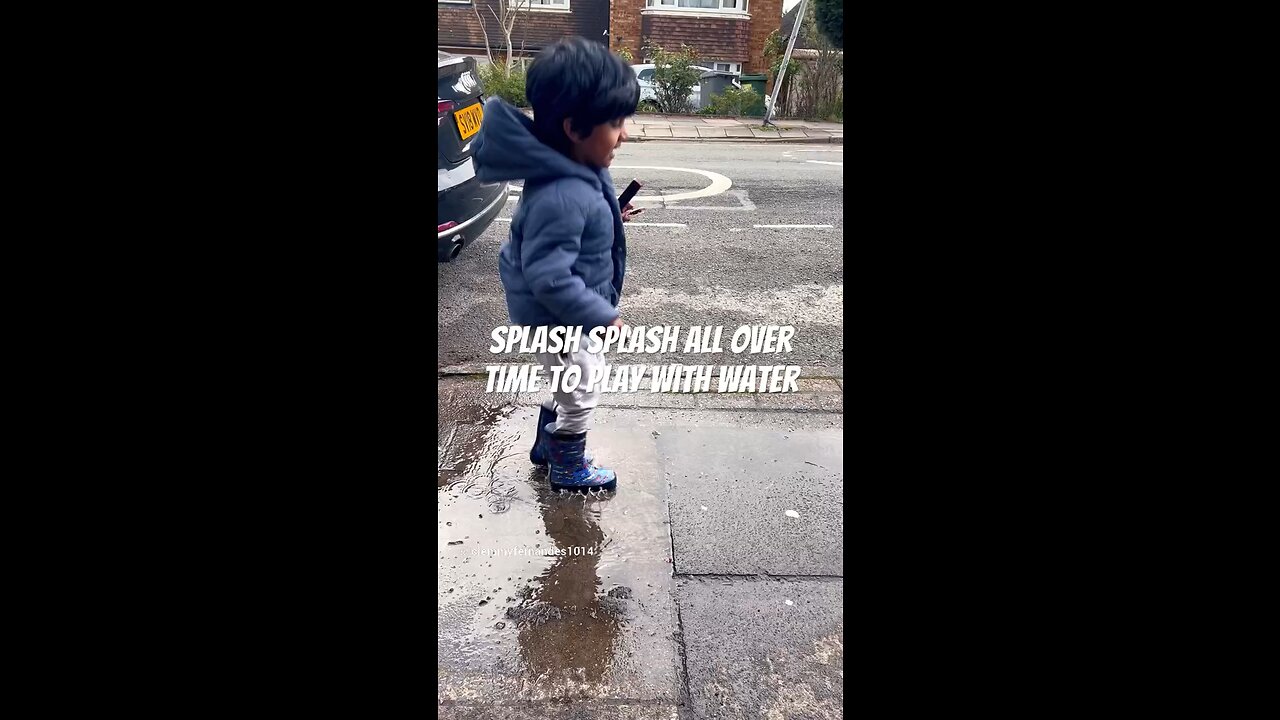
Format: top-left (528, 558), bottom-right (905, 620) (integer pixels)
top-left (779, 3), bottom-right (818, 50)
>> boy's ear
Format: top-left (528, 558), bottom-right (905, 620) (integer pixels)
top-left (562, 118), bottom-right (584, 144)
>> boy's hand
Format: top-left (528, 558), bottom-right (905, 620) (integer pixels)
top-left (611, 317), bottom-right (624, 329)
top-left (621, 203), bottom-right (644, 222)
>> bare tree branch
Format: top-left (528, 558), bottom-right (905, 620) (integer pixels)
top-left (472, 1), bottom-right (494, 66)
top-left (502, 0), bottom-right (532, 72)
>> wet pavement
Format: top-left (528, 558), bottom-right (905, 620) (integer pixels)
top-left (662, 428), bottom-right (843, 577)
top-left (439, 378), bottom-right (844, 718)
top-left (678, 577), bottom-right (844, 719)
top-left (438, 405), bottom-right (681, 704)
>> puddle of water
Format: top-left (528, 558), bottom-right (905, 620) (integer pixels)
top-left (438, 400), bottom-right (680, 703)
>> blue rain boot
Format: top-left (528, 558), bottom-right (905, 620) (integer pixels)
top-left (529, 403), bottom-right (558, 466)
top-left (546, 428), bottom-right (617, 492)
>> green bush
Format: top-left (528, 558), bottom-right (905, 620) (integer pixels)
top-left (637, 99), bottom-right (660, 114)
top-left (478, 62), bottom-right (527, 107)
top-left (702, 85), bottom-right (759, 117)
top-left (818, 90), bottom-right (843, 122)
top-left (643, 41), bottom-right (701, 114)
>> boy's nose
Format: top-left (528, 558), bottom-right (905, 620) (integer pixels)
top-left (619, 126), bottom-right (628, 144)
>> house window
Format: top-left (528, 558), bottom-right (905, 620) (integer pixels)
top-left (713, 62), bottom-right (742, 74)
top-left (645, 0), bottom-right (747, 10)
top-left (513, 0), bottom-right (570, 10)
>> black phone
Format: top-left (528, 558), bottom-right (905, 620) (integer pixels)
top-left (618, 179), bottom-right (643, 207)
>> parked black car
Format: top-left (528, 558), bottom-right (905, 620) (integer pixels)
top-left (438, 51), bottom-right (508, 262)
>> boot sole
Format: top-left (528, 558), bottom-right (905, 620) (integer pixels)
top-left (550, 477), bottom-right (618, 493)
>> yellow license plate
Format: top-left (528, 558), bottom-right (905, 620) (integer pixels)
top-left (454, 103), bottom-right (483, 140)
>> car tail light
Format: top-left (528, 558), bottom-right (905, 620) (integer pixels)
top-left (438, 221), bottom-right (458, 233)
top-left (438, 100), bottom-right (455, 126)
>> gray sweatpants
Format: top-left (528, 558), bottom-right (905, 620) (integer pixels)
top-left (536, 348), bottom-right (606, 435)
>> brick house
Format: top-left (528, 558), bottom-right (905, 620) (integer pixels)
top-left (609, 0), bottom-right (782, 79)
top-left (438, 0), bottom-right (610, 60)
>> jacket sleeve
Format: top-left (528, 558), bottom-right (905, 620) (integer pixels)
top-left (520, 189), bottom-right (619, 330)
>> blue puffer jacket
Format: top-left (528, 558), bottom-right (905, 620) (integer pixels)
top-left (473, 98), bottom-right (626, 331)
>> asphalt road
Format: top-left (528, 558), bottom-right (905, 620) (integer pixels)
top-left (437, 141), bottom-right (844, 376)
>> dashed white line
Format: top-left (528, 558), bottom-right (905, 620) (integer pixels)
top-left (805, 160), bottom-right (843, 166)
top-left (753, 224), bottom-right (835, 229)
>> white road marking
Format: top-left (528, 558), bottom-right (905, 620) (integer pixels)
top-left (494, 218), bottom-right (511, 222)
top-left (806, 160), bottom-right (843, 166)
top-left (610, 165), bottom-right (732, 202)
top-left (753, 224), bottom-right (834, 229)
top-left (666, 189), bottom-right (756, 212)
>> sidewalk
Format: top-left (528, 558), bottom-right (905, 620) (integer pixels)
top-left (438, 377), bottom-right (844, 719)
top-left (625, 114), bottom-right (843, 144)
top-left (517, 108), bottom-right (843, 144)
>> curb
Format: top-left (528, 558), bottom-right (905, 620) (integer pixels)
top-left (627, 135), bottom-right (841, 145)
top-left (439, 374), bottom-right (844, 412)
top-left (516, 107), bottom-right (843, 144)
top-left (439, 364), bottom-right (844, 381)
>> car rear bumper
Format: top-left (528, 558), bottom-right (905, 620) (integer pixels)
top-left (439, 180), bottom-right (508, 240)
top-left (438, 176), bottom-right (508, 260)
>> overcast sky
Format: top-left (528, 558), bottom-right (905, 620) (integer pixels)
top-left (783, 0), bottom-right (801, 12)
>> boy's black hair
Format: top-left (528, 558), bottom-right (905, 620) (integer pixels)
top-left (525, 38), bottom-right (640, 155)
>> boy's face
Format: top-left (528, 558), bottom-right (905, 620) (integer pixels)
top-left (565, 117), bottom-right (629, 169)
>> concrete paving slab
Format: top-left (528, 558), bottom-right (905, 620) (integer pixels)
top-left (438, 405), bottom-right (681, 705)
top-left (696, 127), bottom-right (726, 138)
top-left (723, 127), bottom-right (752, 137)
top-left (700, 119), bottom-right (745, 126)
top-left (660, 428), bottom-right (843, 576)
top-left (779, 129), bottom-right (808, 139)
top-left (677, 576), bottom-right (843, 720)
top-left (670, 126), bottom-right (699, 138)
top-left (644, 127), bottom-right (673, 138)
top-left (749, 128), bottom-right (777, 139)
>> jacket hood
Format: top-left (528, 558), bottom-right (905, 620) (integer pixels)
top-left (473, 98), bottom-right (600, 188)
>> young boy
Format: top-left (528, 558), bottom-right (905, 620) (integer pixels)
top-left (473, 38), bottom-right (640, 493)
